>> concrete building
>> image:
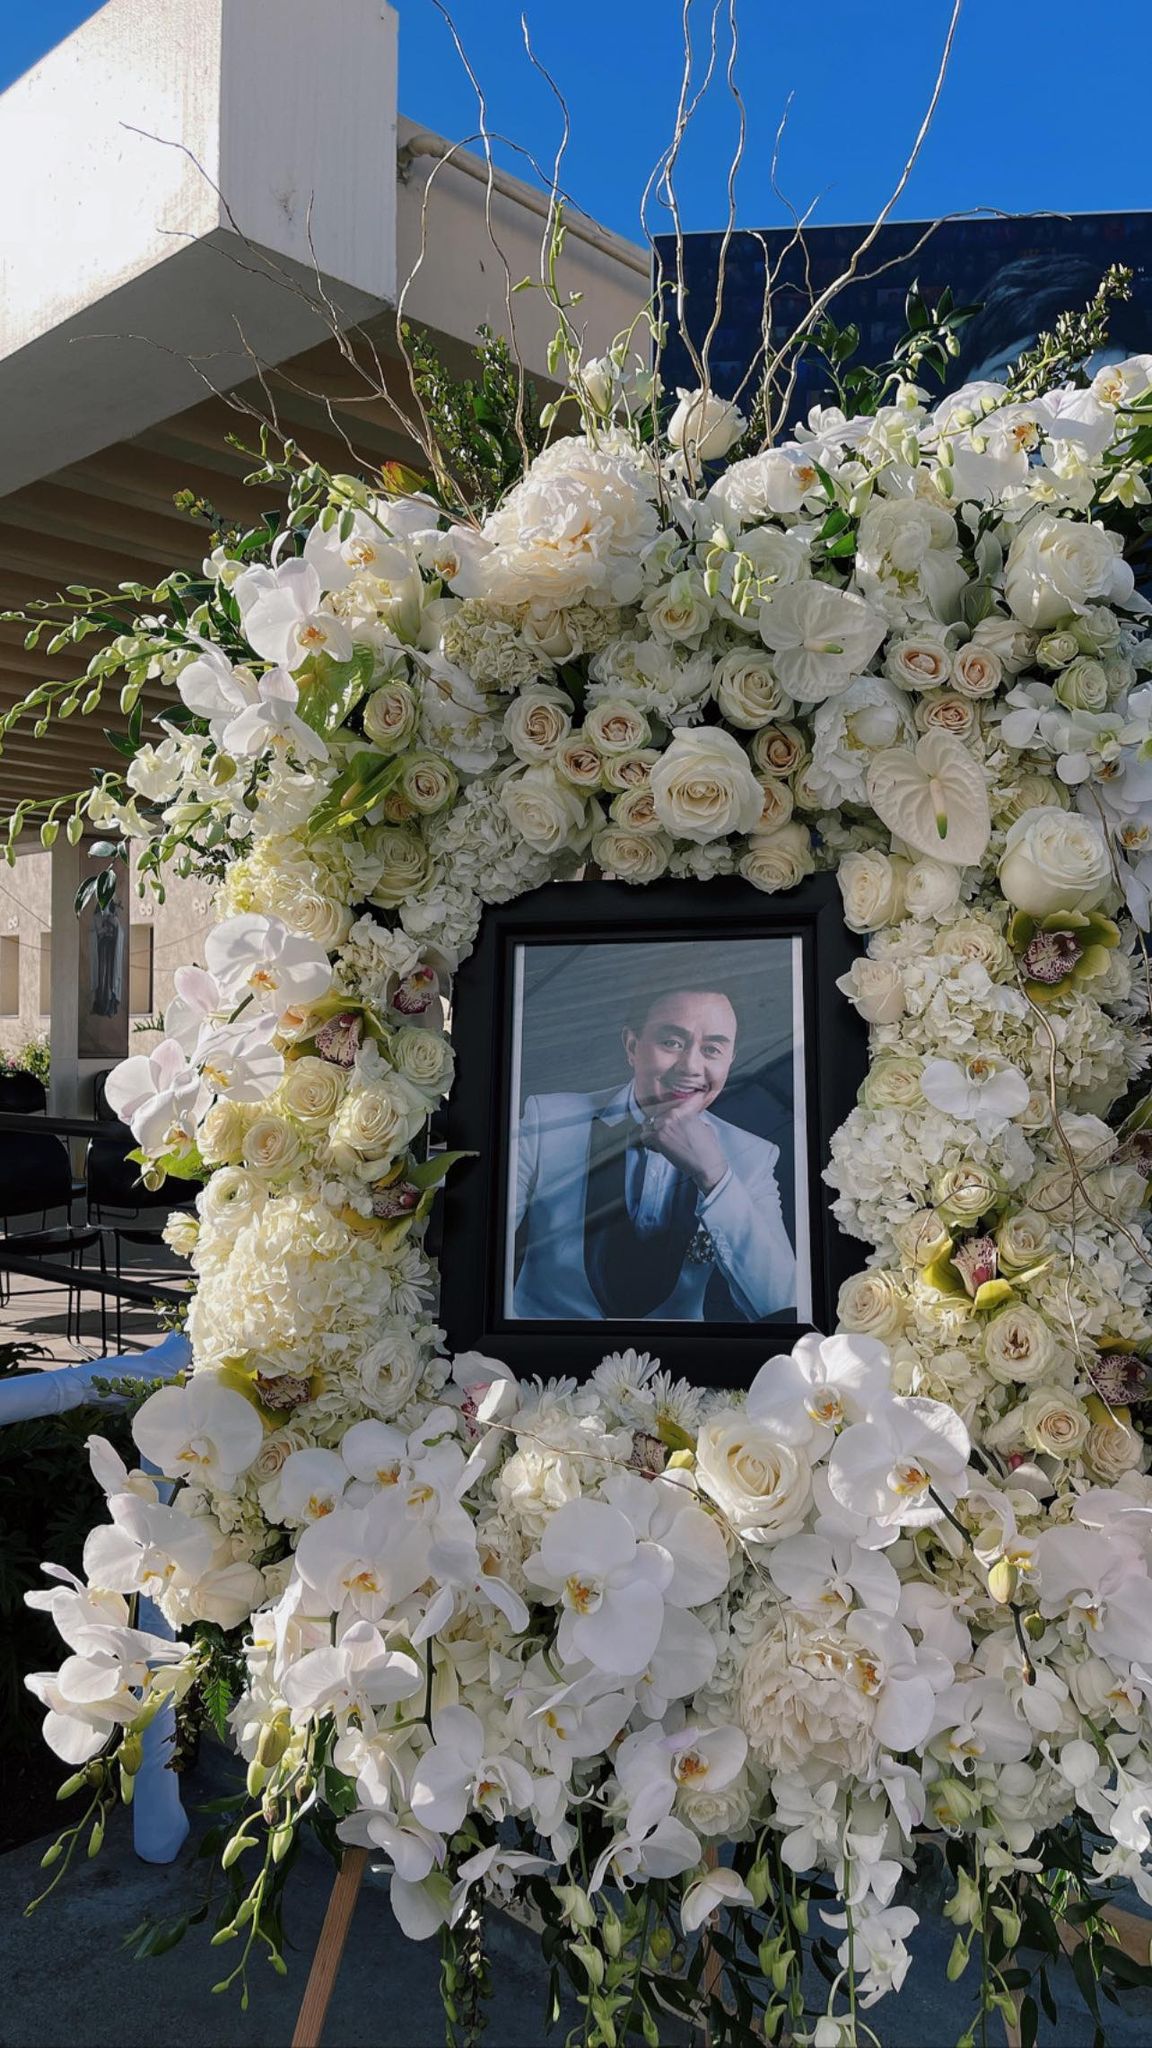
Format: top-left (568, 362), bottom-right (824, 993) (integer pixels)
top-left (0, 0), bottom-right (646, 1108)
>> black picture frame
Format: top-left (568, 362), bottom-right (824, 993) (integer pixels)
top-left (438, 874), bottom-right (866, 1385)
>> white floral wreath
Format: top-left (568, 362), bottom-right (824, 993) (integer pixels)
top-left (19, 333), bottom-right (1152, 2042)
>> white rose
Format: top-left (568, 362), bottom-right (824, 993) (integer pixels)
top-left (362, 680), bottom-right (418, 752)
top-left (836, 957), bottom-right (906, 1025)
top-left (998, 807), bottom-right (1112, 915)
top-left (399, 753), bottom-right (457, 815)
top-left (609, 784), bottom-right (663, 834)
top-left (280, 1055), bottom-right (346, 1129)
top-left (555, 735), bottom-right (605, 789)
top-left (983, 1306), bottom-right (1060, 1386)
top-left (755, 776), bottom-right (794, 831)
top-left (884, 637), bottom-right (952, 692)
top-left (590, 825), bottom-right (672, 882)
top-left (751, 723), bottom-right (805, 775)
top-left (1004, 513), bottom-right (1132, 629)
top-left (696, 1411), bottom-right (811, 1539)
top-left (838, 849), bottom-right (908, 933)
top-left (711, 648), bottom-right (791, 730)
top-left (502, 686), bottom-right (573, 763)
top-left (369, 827), bottom-right (434, 910)
top-left (996, 1208), bottom-right (1051, 1275)
top-left (668, 386), bottom-right (744, 465)
top-left (602, 747), bottom-right (658, 793)
top-left (903, 857), bottom-right (961, 919)
top-left (738, 821), bottom-right (815, 894)
top-left (584, 699), bottom-right (651, 755)
top-left (499, 763), bottom-right (592, 852)
top-left (837, 1270), bottom-right (906, 1339)
top-left (198, 1100), bottom-right (255, 1167)
top-left (649, 727), bottom-right (763, 843)
top-left (328, 1076), bottom-right (427, 1178)
top-left (390, 1025), bottom-right (455, 1099)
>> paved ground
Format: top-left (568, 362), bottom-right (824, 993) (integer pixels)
top-left (0, 1203), bottom-right (186, 1367)
top-left (4, 1741), bottom-right (1152, 2048)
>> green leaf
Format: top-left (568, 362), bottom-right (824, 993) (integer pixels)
top-left (305, 750), bottom-right (406, 838)
top-left (295, 647), bottom-right (375, 738)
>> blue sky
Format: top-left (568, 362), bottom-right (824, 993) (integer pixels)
top-left (1, 0), bottom-right (1148, 244)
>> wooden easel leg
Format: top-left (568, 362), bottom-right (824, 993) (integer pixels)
top-left (291, 1845), bottom-right (368, 2048)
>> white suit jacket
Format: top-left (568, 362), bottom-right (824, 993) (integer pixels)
top-left (511, 1083), bottom-right (796, 1322)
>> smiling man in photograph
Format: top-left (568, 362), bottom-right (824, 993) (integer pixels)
top-left (511, 981), bottom-right (796, 1321)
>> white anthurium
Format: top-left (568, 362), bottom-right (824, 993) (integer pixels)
top-left (409, 1705), bottom-right (535, 1834)
top-left (279, 1620), bottom-right (421, 1723)
top-left (767, 1533), bottom-right (902, 1622)
top-left (600, 1470), bottom-right (731, 1608)
top-left (83, 1495), bottom-right (217, 1600)
top-left (132, 1379), bottom-right (265, 1492)
top-left (680, 1865), bottom-right (755, 1934)
top-left (204, 912), bottom-right (333, 1016)
top-left (843, 1613), bottom-right (953, 1753)
top-left (757, 580), bottom-right (887, 702)
top-left (747, 1333), bottom-right (892, 1454)
top-left (223, 667), bottom-right (329, 765)
top-left (866, 730), bottom-right (991, 867)
top-left (827, 1397), bottom-right (971, 1534)
top-left (103, 1038), bottom-right (206, 1153)
top-left (1034, 1527), bottom-right (1152, 1665)
top-left (271, 1448), bottom-right (350, 1526)
top-left (234, 557), bottom-right (355, 669)
top-left (919, 1054), bottom-right (1031, 1138)
top-left (523, 1498), bottom-right (675, 1679)
top-left (634, 1607), bottom-right (718, 1720)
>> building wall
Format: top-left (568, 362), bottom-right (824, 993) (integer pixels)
top-left (0, 844), bottom-right (211, 1070)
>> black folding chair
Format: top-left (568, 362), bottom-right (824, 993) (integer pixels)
top-left (85, 1134), bottom-right (197, 1352)
top-left (0, 1131), bottom-right (107, 1349)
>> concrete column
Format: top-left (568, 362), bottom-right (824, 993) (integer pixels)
top-left (48, 833), bottom-right (81, 1118)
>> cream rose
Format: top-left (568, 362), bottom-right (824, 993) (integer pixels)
top-left (738, 821), bottom-right (815, 894)
top-left (649, 727), bottom-right (763, 843)
top-left (837, 1269), bottom-right (907, 1339)
top-left (915, 690), bottom-right (979, 742)
top-left (695, 1411), bottom-right (811, 1539)
top-left (996, 1208), bottom-right (1051, 1275)
top-left (198, 1099), bottom-right (256, 1167)
top-left (1005, 512), bottom-right (1131, 629)
top-left (838, 850), bottom-right (908, 933)
top-left (362, 680), bottom-right (418, 752)
top-left (755, 776), bottom-right (794, 831)
top-left (609, 784), bottom-right (663, 834)
top-left (983, 1305), bottom-right (1060, 1385)
top-left (584, 699), bottom-right (651, 755)
top-left (500, 763), bottom-right (592, 851)
top-left (951, 644), bottom-right (1002, 699)
top-left (590, 825), bottom-right (672, 883)
top-left (369, 827), bottom-right (433, 910)
top-left (1085, 1418), bottom-right (1145, 1482)
top-left (836, 957), bottom-right (906, 1025)
top-left (998, 807), bottom-right (1113, 916)
top-left (1019, 1388), bottom-right (1091, 1459)
top-left (242, 1116), bottom-right (303, 1182)
top-left (555, 735), bottom-right (605, 789)
top-left (861, 1056), bottom-right (923, 1110)
top-left (328, 1075), bottom-right (427, 1179)
top-left (280, 1055), bottom-right (346, 1129)
top-left (751, 723), bottom-right (805, 776)
top-left (390, 1025), bottom-right (455, 1099)
top-left (711, 648), bottom-right (790, 730)
top-left (934, 1162), bottom-right (1001, 1229)
top-left (602, 747), bottom-right (659, 793)
top-left (399, 752), bottom-right (457, 815)
top-left (502, 686), bottom-right (573, 763)
top-left (884, 637), bottom-right (952, 692)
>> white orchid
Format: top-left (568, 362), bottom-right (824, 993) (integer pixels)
top-left (103, 1038), bottom-right (205, 1153)
top-left (524, 1498), bottom-right (676, 1679)
top-left (204, 912), bottom-right (333, 1016)
top-left (827, 1398), bottom-right (971, 1534)
top-left (223, 667), bottom-right (329, 765)
top-left (747, 1332), bottom-right (892, 1453)
top-left (680, 1865), bottom-right (755, 1933)
top-left (131, 1379), bottom-right (264, 1492)
top-left (919, 1054), bottom-right (1030, 1137)
top-left (279, 1620), bottom-right (421, 1722)
top-left (409, 1706), bottom-right (535, 1833)
top-left (83, 1494), bottom-right (216, 1601)
top-left (1034, 1527), bottom-right (1152, 1664)
top-left (26, 1623), bottom-right (188, 1764)
top-left (767, 1533), bottom-right (901, 1621)
top-left (234, 557), bottom-right (354, 669)
top-left (615, 1721), bottom-right (748, 1838)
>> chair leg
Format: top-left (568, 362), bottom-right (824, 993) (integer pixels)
top-left (99, 1236), bottom-right (108, 1358)
top-left (115, 1235), bottom-right (123, 1357)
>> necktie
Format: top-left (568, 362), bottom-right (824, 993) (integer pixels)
top-left (583, 1116), bottom-right (697, 1318)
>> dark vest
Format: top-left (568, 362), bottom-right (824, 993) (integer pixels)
top-left (582, 1115), bottom-right (698, 1319)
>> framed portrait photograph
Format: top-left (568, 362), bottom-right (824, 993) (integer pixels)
top-left (439, 876), bottom-right (866, 1384)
